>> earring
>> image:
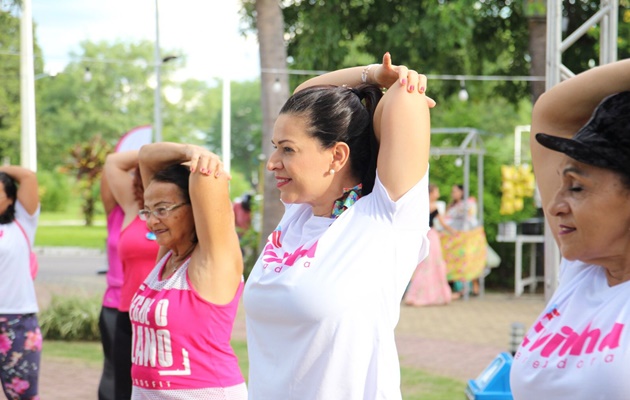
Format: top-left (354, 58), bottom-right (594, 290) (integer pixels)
top-left (329, 169), bottom-right (335, 175)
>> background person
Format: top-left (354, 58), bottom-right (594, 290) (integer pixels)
top-left (0, 165), bottom-right (42, 399)
top-left (510, 59), bottom-right (630, 399)
top-left (103, 150), bottom-right (159, 399)
top-left (243, 53), bottom-right (433, 399)
top-left (97, 172), bottom-right (124, 400)
top-left (442, 184), bottom-right (487, 296)
top-left (233, 193), bottom-right (252, 239)
top-left (131, 142), bottom-right (246, 399)
top-left (404, 183), bottom-right (458, 306)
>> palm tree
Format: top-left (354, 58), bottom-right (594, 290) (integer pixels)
top-left (524, 0), bottom-right (547, 103)
top-left (255, 0), bottom-right (289, 249)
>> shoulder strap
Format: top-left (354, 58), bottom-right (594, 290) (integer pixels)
top-left (14, 219), bottom-right (32, 251)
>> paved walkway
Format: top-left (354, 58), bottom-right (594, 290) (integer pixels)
top-left (22, 253), bottom-right (547, 399)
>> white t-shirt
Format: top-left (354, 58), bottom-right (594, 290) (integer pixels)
top-left (244, 172), bottom-right (429, 400)
top-left (0, 201), bottom-right (40, 314)
top-left (510, 258), bottom-right (630, 400)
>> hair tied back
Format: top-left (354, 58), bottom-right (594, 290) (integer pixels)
top-left (350, 87), bottom-right (364, 100)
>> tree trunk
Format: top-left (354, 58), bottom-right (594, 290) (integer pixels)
top-left (528, 15), bottom-right (547, 104)
top-left (255, 0), bottom-right (289, 250)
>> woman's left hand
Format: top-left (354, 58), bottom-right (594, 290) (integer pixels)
top-left (187, 145), bottom-right (231, 179)
top-left (372, 53), bottom-right (436, 108)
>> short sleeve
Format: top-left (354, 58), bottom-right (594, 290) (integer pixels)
top-left (367, 168), bottom-right (430, 230)
top-left (15, 200), bottom-right (40, 244)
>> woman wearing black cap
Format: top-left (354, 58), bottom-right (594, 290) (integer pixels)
top-left (510, 59), bottom-right (630, 399)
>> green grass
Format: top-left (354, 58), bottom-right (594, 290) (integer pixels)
top-left (39, 206), bottom-right (105, 225)
top-left (233, 340), bottom-right (249, 379)
top-left (35, 224), bottom-right (107, 248)
top-left (43, 340), bottom-right (104, 368)
top-left (39, 210), bottom-right (106, 223)
top-left (401, 366), bottom-right (466, 399)
top-left (36, 196), bottom-right (107, 248)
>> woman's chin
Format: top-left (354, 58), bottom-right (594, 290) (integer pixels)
top-left (279, 194), bottom-right (298, 204)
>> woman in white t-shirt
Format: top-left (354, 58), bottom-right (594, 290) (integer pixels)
top-left (510, 59), bottom-right (630, 399)
top-left (0, 165), bottom-right (41, 399)
top-left (243, 53), bottom-right (434, 399)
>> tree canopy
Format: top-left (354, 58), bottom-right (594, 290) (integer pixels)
top-left (243, 0), bottom-right (630, 104)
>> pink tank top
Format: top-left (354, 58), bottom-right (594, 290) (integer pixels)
top-left (130, 253), bottom-right (245, 397)
top-left (117, 216), bottom-right (159, 312)
top-left (103, 206), bottom-right (124, 308)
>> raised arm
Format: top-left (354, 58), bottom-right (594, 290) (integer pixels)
top-left (138, 142), bottom-right (242, 304)
top-left (531, 59), bottom-right (630, 222)
top-left (100, 171), bottom-right (118, 216)
top-left (103, 150), bottom-right (139, 219)
top-left (372, 54), bottom-right (431, 200)
top-left (0, 165), bottom-right (39, 215)
top-left (294, 53), bottom-right (433, 200)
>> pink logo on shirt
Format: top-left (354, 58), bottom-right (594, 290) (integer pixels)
top-left (520, 304), bottom-right (624, 358)
top-left (262, 227), bottom-right (318, 273)
top-left (522, 322), bottom-right (623, 357)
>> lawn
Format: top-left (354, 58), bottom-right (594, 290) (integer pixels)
top-left (35, 224), bottom-right (107, 248)
top-left (36, 202), bottom-right (107, 248)
top-left (401, 366), bottom-right (466, 399)
top-left (44, 340), bottom-right (104, 368)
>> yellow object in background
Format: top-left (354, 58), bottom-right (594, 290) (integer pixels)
top-left (500, 164), bottom-right (535, 215)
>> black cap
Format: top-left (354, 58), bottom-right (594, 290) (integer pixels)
top-left (535, 91), bottom-right (630, 177)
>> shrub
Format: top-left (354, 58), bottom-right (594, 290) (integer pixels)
top-left (229, 170), bottom-right (254, 201)
top-left (39, 295), bottom-right (101, 341)
top-left (38, 170), bottom-right (70, 212)
top-left (240, 225), bottom-right (260, 281)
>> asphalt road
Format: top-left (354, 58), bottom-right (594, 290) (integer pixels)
top-left (34, 250), bottom-right (108, 303)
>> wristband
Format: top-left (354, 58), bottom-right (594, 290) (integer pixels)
top-left (361, 64), bottom-right (378, 83)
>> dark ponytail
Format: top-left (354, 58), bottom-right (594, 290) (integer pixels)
top-left (0, 172), bottom-right (17, 224)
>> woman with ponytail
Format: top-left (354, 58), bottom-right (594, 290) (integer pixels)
top-left (243, 53), bottom-right (435, 399)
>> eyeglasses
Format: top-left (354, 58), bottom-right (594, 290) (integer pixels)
top-left (138, 203), bottom-right (189, 221)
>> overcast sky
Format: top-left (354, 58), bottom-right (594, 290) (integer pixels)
top-left (30, 0), bottom-right (260, 82)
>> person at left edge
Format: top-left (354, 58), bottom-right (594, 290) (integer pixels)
top-left (0, 165), bottom-right (42, 400)
top-left (130, 142), bottom-right (247, 399)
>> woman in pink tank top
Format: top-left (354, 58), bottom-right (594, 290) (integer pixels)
top-left (97, 172), bottom-right (125, 400)
top-left (130, 142), bottom-right (246, 399)
top-left (103, 150), bottom-right (160, 399)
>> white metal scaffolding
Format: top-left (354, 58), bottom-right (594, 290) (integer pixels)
top-left (543, 0), bottom-right (619, 300)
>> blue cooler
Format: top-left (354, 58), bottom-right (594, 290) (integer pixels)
top-left (465, 352), bottom-right (513, 400)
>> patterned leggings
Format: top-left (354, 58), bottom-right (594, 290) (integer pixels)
top-left (0, 314), bottom-right (41, 400)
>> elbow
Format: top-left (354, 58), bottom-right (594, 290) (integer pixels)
top-left (138, 144), bottom-right (153, 164)
top-left (104, 153), bottom-right (121, 173)
top-left (25, 168), bottom-right (37, 180)
top-left (104, 153), bottom-right (115, 164)
top-left (532, 91), bottom-right (553, 123)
